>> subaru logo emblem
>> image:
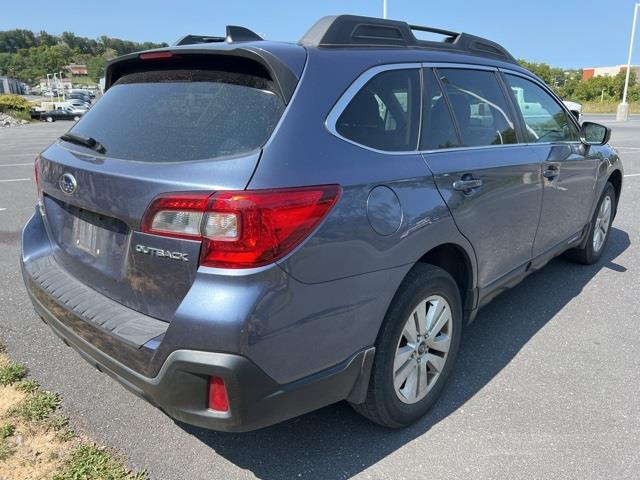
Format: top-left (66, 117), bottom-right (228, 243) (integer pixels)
top-left (59, 173), bottom-right (77, 195)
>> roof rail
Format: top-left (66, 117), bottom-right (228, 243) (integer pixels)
top-left (299, 15), bottom-right (517, 64)
top-left (174, 26), bottom-right (263, 46)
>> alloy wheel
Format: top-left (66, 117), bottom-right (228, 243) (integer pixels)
top-left (393, 295), bottom-right (453, 404)
top-left (593, 195), bottom-right (612, 253)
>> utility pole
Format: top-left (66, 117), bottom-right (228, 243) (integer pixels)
top-left (59, 71), bottom-right (65, 100)
top-left (617, 3), bottom-right (639, 121)
top-left (383, 0), bottom-right (388, 19)
top-left (53, 73), bottom-right (59, 102)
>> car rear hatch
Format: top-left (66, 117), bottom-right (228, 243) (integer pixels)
top-left (36, 44), bottom-right (306, 322)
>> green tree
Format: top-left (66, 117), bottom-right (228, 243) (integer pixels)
top-left (0, 29), bottom-right (36, 53)
top-left (0, 29), bottom-right (167, 84)
top-left (518, 59), bottom-right (565, 87)
top-left (37, 31), bottom-right (58, 47)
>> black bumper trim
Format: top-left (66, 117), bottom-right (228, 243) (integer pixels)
top-left (25, 254), bottom-right (168, 349)
top-left (27, 283), bottom-right (374, 432)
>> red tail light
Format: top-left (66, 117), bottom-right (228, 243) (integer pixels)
top-left (140, 185), bottom-right (341, 269)
top-left (208, 376), bottom-right (229, 412)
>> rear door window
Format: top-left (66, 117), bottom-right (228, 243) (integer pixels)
top-left (436, 68), bottom-right (517, 147)
top-left (68, 69), bottom-right (285, 162)
top-left (336, 69), bottom-right (421, 151)
top-left (420, 68), bottom-right (461, 150)
top-left (504, 73), bottom-right (579, 143)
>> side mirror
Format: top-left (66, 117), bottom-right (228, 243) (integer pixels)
top-left (580, 122), bottom-right (611, 146)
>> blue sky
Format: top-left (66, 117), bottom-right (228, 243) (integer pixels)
top-left (1, 0), bottom-right (637, 68)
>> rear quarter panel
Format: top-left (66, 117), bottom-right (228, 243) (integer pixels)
top-left (250, 47), bottom-right (477, 286)
top-left (242, 48), bottom-right (480, 381)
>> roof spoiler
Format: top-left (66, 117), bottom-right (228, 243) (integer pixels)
top-left (299, 15), bottom-right (517, 64)
top-left (174, 26), bottom-right (263, 46)
top-left (103, 46), bottom-right (299, 103)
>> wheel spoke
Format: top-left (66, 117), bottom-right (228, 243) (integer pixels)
top-left (427, 333), bottom-right (451, 353)
top-left (426, 298), bottom-right (446, 332)
top-left (413, 300), bottom-right (428, 335)
top-left (417, 361), bottom-right (428, 397)
top-left (402, 318), bottom-right (419, 344)
top-left (593, 229), bottom-right (602, 250)
top-left (603, 198), bottom-right (611, 219)
top-left (401, 365), bottom-right (419, 401)
top-left (394, 357), bottom-right (415, 390)
top-left (394, 345), bottom-right (413, 373)
top-left (426, 353), bottom-right (445, 373)
top-left (428, 305), bottom-right (450, 340)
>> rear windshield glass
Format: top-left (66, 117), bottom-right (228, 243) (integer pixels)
top-left (68, 69), bottom-right (285, 162)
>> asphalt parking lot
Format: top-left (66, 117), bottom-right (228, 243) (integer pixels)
top-left (0, 115), bottom-right (639, 479)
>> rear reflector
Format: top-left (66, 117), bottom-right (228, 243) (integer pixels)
top-left (208, 376), bottom-right (229, 412)
top-left (140, 185), bottom-right (341, 268)
top-left (139, 51), bottom-right (175, 60)
top-left (34, 155), bottom-right (41, 199)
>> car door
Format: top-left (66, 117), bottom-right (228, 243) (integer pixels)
top-left (421, 66), bottom-right (543, 291)
top-left (502, 72), bottom-right (600, 257)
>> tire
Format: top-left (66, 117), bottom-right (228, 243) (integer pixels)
top-left (565, 182), bottom-right (616, 265)
top-left (351, 263), bottom-right (462, 428)
top-left (45, 116), bottom-right (53, 123)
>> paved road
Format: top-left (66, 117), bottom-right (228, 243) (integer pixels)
top-left (1, 116), bottom-right (639, 480)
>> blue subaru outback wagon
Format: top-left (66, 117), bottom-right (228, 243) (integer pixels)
top-left (21, 15), bottom-right (622, 431)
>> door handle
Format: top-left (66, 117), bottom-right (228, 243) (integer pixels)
top-left (453, 177), bottom-right (483, 193)
top-left (543, 164), bottom-right (559, 180)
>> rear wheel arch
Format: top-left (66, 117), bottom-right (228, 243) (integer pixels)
top-left (415, 243), bottom-right (474, 313)
top-left (375, 242), bottom-right (476, 343)
top-left (608, 169), bottom-right (622, 218)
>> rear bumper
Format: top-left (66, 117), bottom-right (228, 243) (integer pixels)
top-left (20, 209), bottom-right (378, 431)
top-left (24, 273), bottom-right (374, 432)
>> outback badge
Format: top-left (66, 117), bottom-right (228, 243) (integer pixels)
top-left (135, 244), bottom-right (189, 262)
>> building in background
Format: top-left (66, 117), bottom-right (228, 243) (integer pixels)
top-left (0, 76), bottom-right (25, 94)
top-left (582, 65), bottom-right (640, 80)
top-left (64, 64), bottom-right (88, 76)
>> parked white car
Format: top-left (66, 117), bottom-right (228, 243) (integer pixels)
top-left (563, 100), bottom-right (583, 123)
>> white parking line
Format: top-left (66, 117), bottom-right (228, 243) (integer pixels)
top-left (0, 178), bottom-right (31, 183)
top-left (0, 163), bottom-right (33, 167)
top-left (615, 147), bottom-right (640, 150)
top-left (0, 208), bottom-right (6, 212)
top-left (624, 173), bottom-right (640, 177)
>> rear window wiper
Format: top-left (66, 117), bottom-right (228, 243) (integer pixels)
top-left (60, 133), bottom-right (106, 154)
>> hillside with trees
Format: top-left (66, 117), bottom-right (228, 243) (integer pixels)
top-left (0, 29), bottom-right (167, 84)
top-left (0, 28), bottom-right (638, 112)
top-left (518, 59), bottom-right (639, 104)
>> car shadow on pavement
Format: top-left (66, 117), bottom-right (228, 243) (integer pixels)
top-left (180, 227), bottom-right (630, 480)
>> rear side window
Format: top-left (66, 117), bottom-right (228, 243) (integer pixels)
top-left (69, 69), bottom-right (285, 162)
top-left (505, 74), bottom-right (579, 143)
top-left (436, 68), bottom-right (517, 147)
top-left (336, 69), bottom-right (421, 151)
top-left (420, 69), bottom-right (461, 150)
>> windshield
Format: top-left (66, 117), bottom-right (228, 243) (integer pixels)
top-left (68, 69), bottom-right (285, 162)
